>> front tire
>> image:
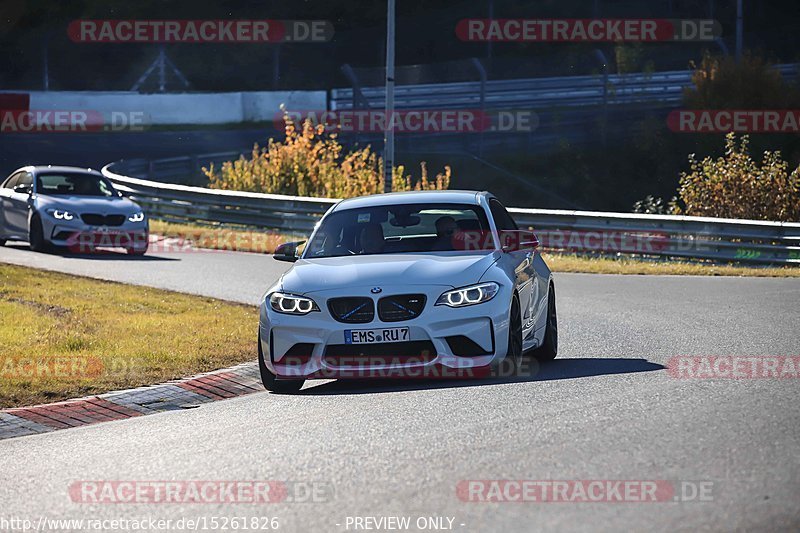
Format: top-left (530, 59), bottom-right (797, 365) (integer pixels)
top-left (258, 332), bottom-right (304, 393)
top-left (503, 294), bottom-right (523, 375)
top-left (532, 283), bottom-right (558, 361)
top-left (28, 214), bottom-right (51, 253)
top-left (126, 245), bottom-right (148, 256)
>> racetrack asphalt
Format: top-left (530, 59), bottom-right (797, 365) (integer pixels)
top-left (0, 242), bottom-right (798, 532)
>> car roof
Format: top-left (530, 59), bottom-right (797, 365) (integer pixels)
top-left (12, 165), bottom-right (102, 176)
top-left (332, 190), bottom-right (493, 211)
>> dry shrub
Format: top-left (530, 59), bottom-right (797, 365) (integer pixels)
top-left (672, 133), bottom-right (800, 221)
top-left (685, 52), bottom-right (800, 109)
top-left (204, 110), bottom-right (450, 198)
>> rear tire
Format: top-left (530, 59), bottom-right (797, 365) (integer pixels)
top-left (28, 214), bottom-right (51, 253)
top-left (258, 332), bottom-right (304, 393)
top-left (0, 239), bottom-right (5, 246)
top-left (532, 283), bottom-right (558, 362)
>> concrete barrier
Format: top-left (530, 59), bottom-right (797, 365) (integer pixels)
top-left (13, 90), bottom-right (325, 125)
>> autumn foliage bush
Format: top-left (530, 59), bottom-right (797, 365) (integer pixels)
top-left (203, 111), bottom-right (450, 198)
top-left (684, 52), bottom-right (800, 109)
top-left (671, 133), bottom-right (800, 221)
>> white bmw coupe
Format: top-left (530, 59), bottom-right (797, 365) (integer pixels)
top-left (259, 190), bottom-right (557, 392)
top-left (0, 166), bottom-right (148, 255)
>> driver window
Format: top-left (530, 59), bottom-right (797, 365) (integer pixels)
top-left (2, 173), bottom-right (22, 189)
top-left (489, 199), bottom-right (518, 231)
top-left (17, 173), bottom-right (33, 188)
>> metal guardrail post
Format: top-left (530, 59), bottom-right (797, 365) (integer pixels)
top-left (592, 49), bottom-right (610, 149)
top-left (470, 57), bottom-right (487, 157)
top-left (340, 63), bottom-right (372, 147)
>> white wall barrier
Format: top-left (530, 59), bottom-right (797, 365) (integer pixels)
top-left (19, 90), bottom-right (325, 126)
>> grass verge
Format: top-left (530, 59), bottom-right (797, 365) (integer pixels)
top-left (149, 220), bottom-right (800, 278)
top-left (0, 263), bottom-right (257, 408)
top-left (544, 253), bottom-right (800, 278)
top-left (149, 220), bottom-right (291, 254)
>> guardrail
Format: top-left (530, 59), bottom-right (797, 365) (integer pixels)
top-left (117, 152), bottom-right (246, 186)
top-left (102, 162), bottom-right (800, 265)
top-left (507, 208), bottom-right (800, 265)
top-left (332, 64), bottom-right (799, 111)
top-left (103, 162), bottom-right (336, 234)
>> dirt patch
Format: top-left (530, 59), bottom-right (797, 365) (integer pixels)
top-left (0, 291), bottom-right (72, 318)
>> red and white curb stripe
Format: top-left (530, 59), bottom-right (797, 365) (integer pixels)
top-left (0, 361), bottom-right (261, 440)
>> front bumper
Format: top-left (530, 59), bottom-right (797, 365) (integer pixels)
top-left (259, 284), bottom-right (513, 380)
top-left (44, 218), bottom-right (148, 251)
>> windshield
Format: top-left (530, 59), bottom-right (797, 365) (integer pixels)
top-left (36, 173), bottom-right (117, 197)
top-left (303, 203), bottom-right (492, 258)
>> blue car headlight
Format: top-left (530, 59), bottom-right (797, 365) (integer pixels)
top-left (46, 209), bottom-right (76, 221)
top-left (435, 282), bottom-right (499, 308)
top-left (128, 212), bottom-right (145, 223)
top-left (269, 292), bottom-right (320, 315)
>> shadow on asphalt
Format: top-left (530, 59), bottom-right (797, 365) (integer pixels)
top-left (298, 358), bottom-right (666, 395)
top-left (3, 242), bottom-right (177, 261)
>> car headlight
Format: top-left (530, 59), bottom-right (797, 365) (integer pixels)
top-left (269, 292), bottom-right (320, 315)
top-left (128, 212), bottom-right (145, 222)
top-left (435, 282), bottom-right (500, 308)
top-left (46, 209), bottom-right (76, 221)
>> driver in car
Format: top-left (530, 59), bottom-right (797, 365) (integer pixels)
top-left (433, 215), bottom-right (458, 250)
top-left (359, 223), bottom-right (385, 254)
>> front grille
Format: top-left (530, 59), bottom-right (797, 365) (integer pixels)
top-left (378, 294), bottom-right (426, 322)
top-left (81, 214), bottom-right (126, 227)
top-left (328, 297), bottom-right (374, 324)
top-left (323, 340), bottom-right (437, 366)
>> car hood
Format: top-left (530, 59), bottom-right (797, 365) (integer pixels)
top-left (280, 252), bottom-right (501, 294)
top-left (35, 195), bottom-right (140, 213)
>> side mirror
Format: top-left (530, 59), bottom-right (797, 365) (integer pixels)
top-left (273, 241), bottom-right (305, 263)
top-left (500, 230), bottom-right (539, 253)
top-left (13, 183), bottom-right (32, 195)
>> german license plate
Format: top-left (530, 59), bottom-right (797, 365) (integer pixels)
top-left (344, 327), bottom-right (409, 344)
